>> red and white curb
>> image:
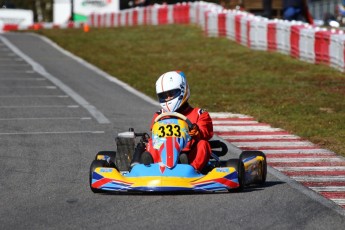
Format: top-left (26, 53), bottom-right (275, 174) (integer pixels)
top-left (210, 112), bottom-right (345, 209)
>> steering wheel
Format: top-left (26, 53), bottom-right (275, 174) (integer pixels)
top-left (154, 112), bottom-right (193, 129)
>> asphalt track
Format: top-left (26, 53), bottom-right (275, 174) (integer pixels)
top-left (0, 33), bottom-right (344, 230)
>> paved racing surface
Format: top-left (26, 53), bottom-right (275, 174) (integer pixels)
top-left (0, 33), bottom-right (344, 229)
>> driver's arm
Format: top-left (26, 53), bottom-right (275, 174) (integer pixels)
top-left (190, 110), bottom-right (213, 141)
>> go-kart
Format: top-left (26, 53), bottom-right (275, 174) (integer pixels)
top-left (89, 112), bottom-right (267, 193)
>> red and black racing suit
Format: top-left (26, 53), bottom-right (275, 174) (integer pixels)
top-left (146, 103), bottom-right (213, 171)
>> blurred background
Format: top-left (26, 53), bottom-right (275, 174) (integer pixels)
top-left (1, 0), bottom-right (345, 27)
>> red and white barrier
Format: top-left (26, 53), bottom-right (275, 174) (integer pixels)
top-left (277, 21), bottom-right (292, 55)
top-left (2, 1), bottom-right (345, 72)
top-left (299, 27), bottom-right (316, 63)
top-left (267, 21), bottom-right (277, 51)
top-left (205, 11), bottom-right (218, 37)
top-left (249, 17), bottom-right (269, 50)
top-left (330, 30), bottom-right (345, 71)
top-left (0, 21), bottom-right (85, 31)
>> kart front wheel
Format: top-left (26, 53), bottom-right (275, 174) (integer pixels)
top-left (226, 159), bottom-right (245, 192)
top-left (95, 151), bottom-right (117, 169)
top-left (89, 160), bottom-right (108, 193)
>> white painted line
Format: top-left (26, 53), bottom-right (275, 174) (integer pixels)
top-left (275, 166), bottom-right (345, 171)
top-left (220, 135), bottom-right (300, 140)
top-left (0, 36), bottom-right (110, 124)
top-left (35, 33), bottom-right (160, 108)
top-left (0, 117), bottom-right (92, 121)
top-left (310, 187), bottom-right (345, 192)
top-left (212, 120), bottom-right (259, 125)
top-left (260, 149), bottom-right (334, 154)
top-left (268, 157), bottom-right (344, 163)
top-left (0, 70), bottom-right (32, 73)
top-left (0, 78), bottom-right (46, 81)
top-left (209, 112), bottom-right (253, 118)
top-left (80, 117), bottom-right (92, 120)
top-left (0, 105), bottom-right (79, 109)
top-left (0, 95), bottom-right (68, 98)
top-left (0, 86), bottom-right (57, 89)
top-left (213, 126), bottom-right (283, 132)
top-left (231, 141), bottom-right (315, 147)
top-left (0, 131), bottom-right (105, 135)
top-left (291, 176), bottom-right (345, 182)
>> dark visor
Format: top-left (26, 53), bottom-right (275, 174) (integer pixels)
top-left (157, 89), bottom-right (181, 103)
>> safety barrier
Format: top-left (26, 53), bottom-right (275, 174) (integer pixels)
top-left (0, 21), bottom-right (85, 32)
top-left (2, 1), bottom-right (345, 72)
top-left (197, 2), bottom-right (345, 72)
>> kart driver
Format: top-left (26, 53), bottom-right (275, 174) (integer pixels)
top-left (131, 71), bottom-right (213, 172)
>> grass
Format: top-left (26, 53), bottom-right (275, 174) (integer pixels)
top-left (36, 24), bottom-right (345, 156)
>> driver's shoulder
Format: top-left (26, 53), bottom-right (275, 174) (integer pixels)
top-left (193, 108), bottom-right (209, 116)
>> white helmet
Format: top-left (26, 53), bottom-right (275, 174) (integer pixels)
top-left (155, 71), bottom-right (190, 112)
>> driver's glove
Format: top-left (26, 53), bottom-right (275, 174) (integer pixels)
top-left (188, 123), bottom-right (200, 139)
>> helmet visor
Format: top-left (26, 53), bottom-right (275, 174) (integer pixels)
top-left (157, 89), bottom-right (181, 103)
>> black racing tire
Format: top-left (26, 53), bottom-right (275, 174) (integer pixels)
top-left (240, 151), bottom-right (267, 185)
top-left (226, 159), bottom-right (245, 192)
top-left (89, 160), bottom-right (107, 193)
top-left (95, 151), bottom-right (117, 169)
top-left (258, 160), bottom-right (267, 184)
top-left (95, 151), bottom-right (116, 162)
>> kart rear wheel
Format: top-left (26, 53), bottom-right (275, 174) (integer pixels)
top-left (226, 159), bottom-right (245, 192)
top-left (89, 160), bottom-right (107, 193)
top-left (240, 151), bottom-right (267, 184)
top-left (257, 160), bottom-right (267, 184)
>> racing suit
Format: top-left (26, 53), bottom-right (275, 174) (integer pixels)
top-left (146, 103), bottom-right (213, 171)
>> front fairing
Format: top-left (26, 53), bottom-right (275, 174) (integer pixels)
top-left (91, 163), bottom-right (240, 192)
top-left (151, 118), bottom-right (191, 169)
